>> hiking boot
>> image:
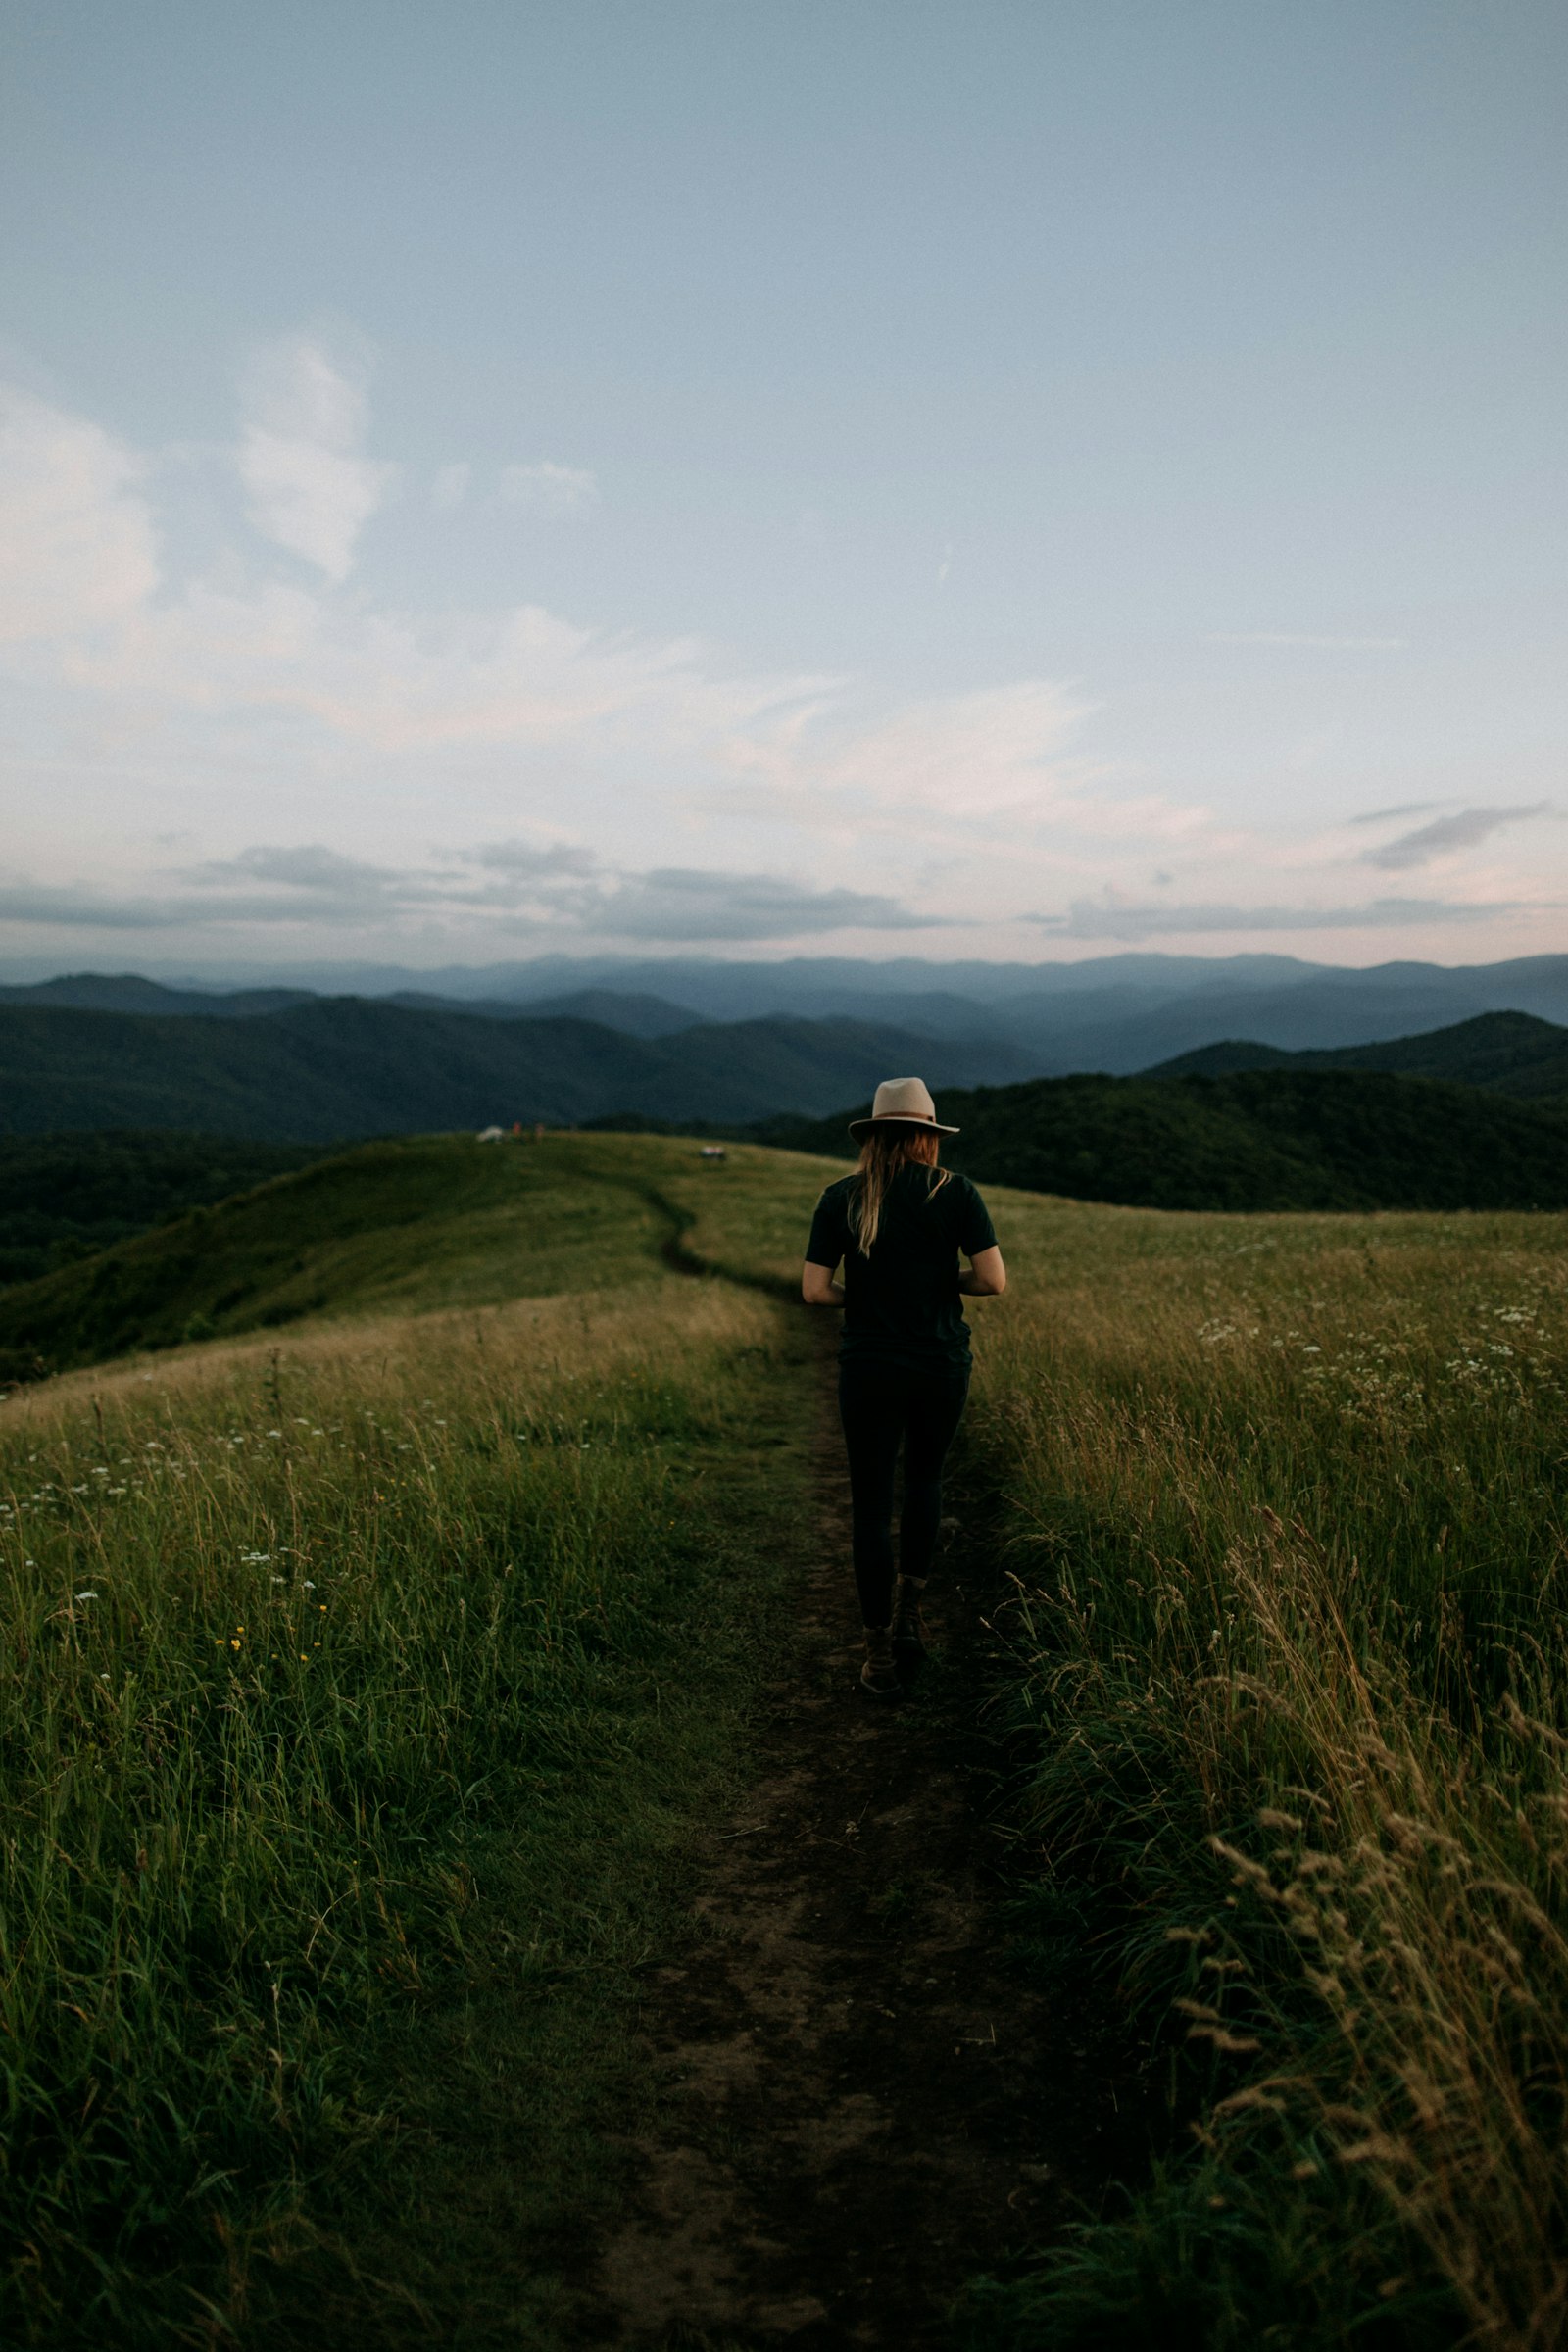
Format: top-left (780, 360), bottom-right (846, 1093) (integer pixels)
top-left (892, 1576), bottom-right (927, 1663)
top-left (859, 1624), bottom-right (903, 1701)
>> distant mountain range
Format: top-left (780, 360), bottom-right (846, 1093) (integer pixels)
top-left (6, 953), bottom-right (1568, 1075)
top-left (0, 998), bottom-right (1034, 1140)
top-left (1, 1002), bottom-right (1565, 1276)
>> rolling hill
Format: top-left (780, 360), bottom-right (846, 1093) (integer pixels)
top-left (0, 1132), bottom-right (703, 1376)
top-left (0, 998), bottom-right (1032, 1139)
top-left (0, 1131), bottom-right (327, 1289)
top-left (759, 1064), bottom-right (1568, 1213)
top-left (0, 972), bottom-right (313, 1018)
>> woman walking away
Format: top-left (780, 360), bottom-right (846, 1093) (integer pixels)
top-left (802, 1077), bottom-right (1006, 1700)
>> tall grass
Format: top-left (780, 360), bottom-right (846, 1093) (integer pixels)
top-left (962, 1206), bottom-right (1568, 2349)
top-left (0, 1275), bottom-right (803, 2345)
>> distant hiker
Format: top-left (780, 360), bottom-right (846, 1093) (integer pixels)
top-left (801, 1077), bottom-right (1006, 1700)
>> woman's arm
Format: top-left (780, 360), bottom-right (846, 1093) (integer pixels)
top-left (801, 1259), bottom-right (846, 1308)
top-left (958, 1245), bottom-right (1006, 1298)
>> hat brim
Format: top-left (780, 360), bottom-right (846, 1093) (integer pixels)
top-left (848, 1113), bottom-right (960, 1140)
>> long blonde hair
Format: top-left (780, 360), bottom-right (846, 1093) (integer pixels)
top-left (849, 1125), bottom-right (951, 1253)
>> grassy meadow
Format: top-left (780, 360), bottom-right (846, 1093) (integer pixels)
top-left (0, 1134), bottom-right (837, 2346)
top-left (2, 1125), bottom-right (1567, 2347)
top-left (955, 1199), bottom-right (1568, 2352)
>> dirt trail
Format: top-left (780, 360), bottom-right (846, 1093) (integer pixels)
top-left (581, 1343), bottom-right (1132, 2349)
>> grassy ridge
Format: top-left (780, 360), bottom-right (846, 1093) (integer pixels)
top-left (0, 1131), bottom-right (849, 1379)
top-left (0, 1135), bottom-right (684, 1376)
top-left (956, 1199), bottom-right (1568, 2348)
top-left (0, 1139), bottom-right (823, 2345)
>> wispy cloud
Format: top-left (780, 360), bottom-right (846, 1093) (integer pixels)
top-left (0, 843), bottom-right (939, 948)
top-left (469, 840), bottom-right (598, 881)
top-left (499, 461), bottom-right (598, 514)
top-left (595, 868), bottom-right (941, 942)
top-left (1349, 801), bottom-right (1438, 827)
top-left (238, 338), bottom-right (395, 579)
top-left (3, 358), bottom-right (1563, 966)
top-left (1361, 803), bottom-right (1553, 872)
top-left (0, 880), bottom-right (174, 931)
top-left (715, 680), bottom-right (1101, 839)
top-left (191, 845), bottom-right (406, 902)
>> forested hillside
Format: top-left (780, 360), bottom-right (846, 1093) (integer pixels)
top-left (0, 1132), bottom-right (326, 1289)
top-left (760, 1064), bottom-right (1568, 1211)
top-left (0, 998), bottom-right (1029, 1137)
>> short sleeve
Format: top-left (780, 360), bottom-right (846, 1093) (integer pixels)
top-left (956, 1178), bottom-right (998, 1257)
top-left (806, 1186), bottom-right (849, 1269)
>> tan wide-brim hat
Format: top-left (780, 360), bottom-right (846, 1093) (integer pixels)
top-left (848, 1076), bottom-right (960, 1140)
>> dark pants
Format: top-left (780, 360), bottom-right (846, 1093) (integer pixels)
top-left (838, 1357), bottom-right (970, 1628)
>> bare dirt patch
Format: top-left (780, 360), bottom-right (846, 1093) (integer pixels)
top-left (582, 1349), bottom-right (1137, 2348)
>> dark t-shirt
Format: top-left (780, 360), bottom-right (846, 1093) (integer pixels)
top-left (806, 1165), bottom-right (998, 1372)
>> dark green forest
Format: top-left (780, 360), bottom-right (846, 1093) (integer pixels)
top-left (761, 1065), bottom-right (1568, 1212)
top-left (0, 999), bottom-right (1027, 1137)
top-left (0, 1132), bottom-right (325, 1289)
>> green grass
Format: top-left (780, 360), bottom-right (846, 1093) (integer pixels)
top-left (0, 1131), bottom-right (855, 1382)
top-left (0, 1137), bottom-right (824, 2345)
top-left (953, 1195), bottom-right (1568, 2350)
top-left (0, 1134), bottom-right (696, 1375)
top-left (12, 1126), bottom-right (1568, 2347)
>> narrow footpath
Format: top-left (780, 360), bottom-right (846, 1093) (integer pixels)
top-left (579, 1336), bottom-right (1134, 2349)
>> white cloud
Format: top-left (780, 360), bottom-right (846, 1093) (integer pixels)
top-left (830, 682), bottom-right (1090, 817)
top-left (238, 338), bottom-right (395, 579)
top-left (715, 679), bottom-right (1102, 839)
top-left (2, 361), bottom-right (1562, 966)
top-left (0, 387), bottom-right (157, 645)
top-left (499, 461), bottom-right (599, 514)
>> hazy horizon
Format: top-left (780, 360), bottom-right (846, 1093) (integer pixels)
top-left (4, 944), bottom-right (1568, 998)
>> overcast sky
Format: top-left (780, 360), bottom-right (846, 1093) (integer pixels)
top-left (1, 0), bottom-right (1564, 973)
